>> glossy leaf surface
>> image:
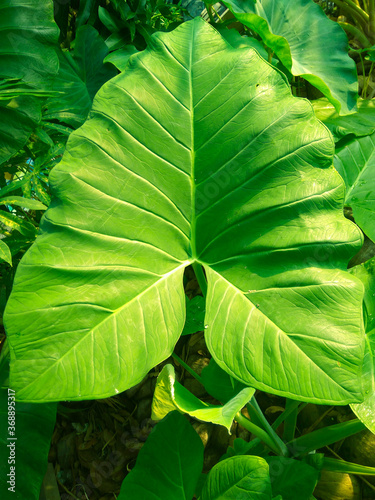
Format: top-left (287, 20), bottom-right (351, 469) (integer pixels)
top-left (200, 455), bottom-right (272, 500)
top-left (334, 132), bottom-right (375, 242)
top-left (118, 411), bottom-right (203, 500)
top-left (222, 0), bottom-right (358, 114)
top-left (152, 364), bottom-right (254, 431)
top-left (5, 18), bottom-right (365, 404)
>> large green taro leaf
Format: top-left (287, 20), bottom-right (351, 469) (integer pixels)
top-left (5, 18), bottom-right (365, 404)
top-left (334, 132), bottom-right (375, 242)
top-left (222, 0), bottom-right (358, 115)
top-left (0, 0), bottom-right (59, 163)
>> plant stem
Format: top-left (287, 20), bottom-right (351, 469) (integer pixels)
top-left (271, 400), bottom-right (302, 430)
top-left (206, 3), bottom-right (216, 24)
top-left (192, 262), bottom-right (208, 296)
top-left (331, 0), bottom-right (369, 29)
top-left (235, 411), bottom-right (281, 455)
top-left (282, 398), bottom-right (299, 443)
top-left (338, 21), bottom-right (372, 46)
top-left (365, 61), bottom-right (375, 97)
top-left (359, 52), bottom-right (367, 97)
top-left (172, 352), bottom-right (203, 383)
top-left (248, 398), bottom-right (289, 456)
top-left (287, 418), bottom-right (365, 457)
top-left (211, 5), bottom-right (223, 22)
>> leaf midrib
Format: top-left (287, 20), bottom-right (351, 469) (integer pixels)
top-left (207, 268), bottom-right (361, 401)
top-left (13, 261), bottom-right (190, 397)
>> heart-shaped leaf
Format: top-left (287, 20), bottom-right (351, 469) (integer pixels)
top-left (199, 455), bottom-right (272, 500)
top-left (118, 411), bottom-right (203, 500)
top-left (221, 0), bottom-right (358, 115)
top-left (152, 364), bottom-right (255, 431)
top-left (5, 18), bottom-right (364, 404)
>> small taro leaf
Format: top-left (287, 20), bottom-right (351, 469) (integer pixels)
top-left (334, 132), bottom-right (375, 242)
top-left (266, 457), bottom-right (320, 500)
top-left (43, 26), bottom-right (118, 128)
top-left (182, 295), bottom-right (206, 335)
top-left (0, 0), bottom-right (59, 163)
top-left (103, 45), bottom-right (140, 72)
top-left (151, 364), bottom-right (255, 431)
top-left (221, 0), bottom-right (358, 114)
top-left (117, 411), bottom-right (203, 500)
top-left (0, 358), bottom-right (57, 500)
top-left (199, 455), bottom-right (273, 500)
top-left (0, 240), bottom-right (12, 265)
top-left (349, 258), bottom-right (375, 433)
top-left (201, 358), bottom-right (247, 403)
top-left (312, 98), bottom-right (375, 141)
top-left (5, 18), bottom-right (365, 404)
